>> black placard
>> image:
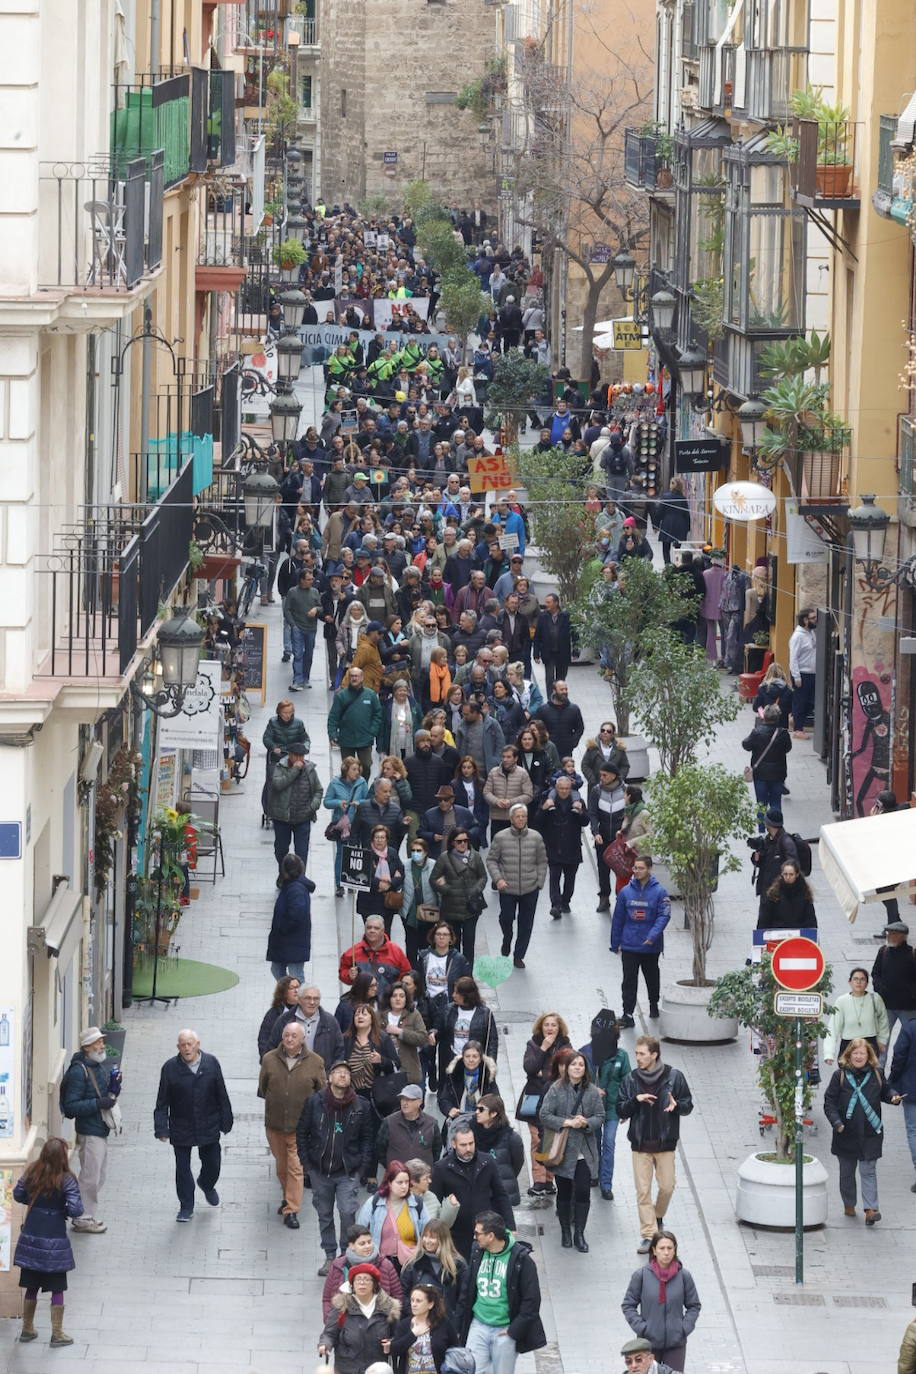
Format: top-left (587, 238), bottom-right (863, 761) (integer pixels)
top-left (341, 844), bottom-right (372, 889)
top-left (238, 623), bottom-right (267, 701)
top-left (675, 438), bottom-right (727, 473)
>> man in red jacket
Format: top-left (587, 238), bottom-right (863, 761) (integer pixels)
top-left (338, 914), bottom-right (411, 987)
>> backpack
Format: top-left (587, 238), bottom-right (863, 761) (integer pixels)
top-left (604, 446), bottom-right (629, 476)
top-left (788, 833), bottom-right (813, 876)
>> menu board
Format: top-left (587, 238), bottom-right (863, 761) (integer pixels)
top-left (238, 623), bottom-right (268, 703)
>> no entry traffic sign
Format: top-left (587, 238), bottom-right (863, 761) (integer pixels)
top-left (771, 936), bottom-right (825, 992)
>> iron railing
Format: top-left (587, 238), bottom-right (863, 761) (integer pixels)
top-left (38, 156), bottom-right (164, 291)
top-left (198, 182), bottom-right (247, 266)
top-left (624, 129), bottom-right (673, 191)
top-left (285, 15), bottom-right (318, 44)
top-left (791, 116), bottom-right (860, 206)
top-left (111, 73), bottom-right (191, 190)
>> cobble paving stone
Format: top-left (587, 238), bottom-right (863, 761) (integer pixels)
top-left (1, 533), bottom-right (913, 1372)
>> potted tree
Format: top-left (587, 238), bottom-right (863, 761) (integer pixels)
top-left (709, 953), bottom-right (833, 1225)
top-left (515, 447), bottom-right (597, 607)
top-left (627, 629), bottom-right (740, 777)
top-left (484, 352), bottom-right (549, 446)
top-left (647, 763), bottom-right (757, 1042)
top-left (273, 237), bottom-right (307, 282)
top-left (574, 558), bottom-right (699, 779)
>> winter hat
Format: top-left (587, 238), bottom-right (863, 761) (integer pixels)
top-left (80, 1026), bottom-right (104, 1047)
top-left (620, 1338), bottom-right (654, 1356)
top-left (764, 808), bottom-right (784, 827)
top-left (348, 1263), bottom-right (382, 1287)
top-left (288, 743), bottom-right (307, 756)
top-left (623, 517), bottom-right (637, 528)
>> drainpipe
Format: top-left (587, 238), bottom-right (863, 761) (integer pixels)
top-left (150, 0), bottom-right (160, 73)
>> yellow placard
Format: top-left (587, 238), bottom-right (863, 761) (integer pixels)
top-left (613, 320), bottom-right (643, 350)
top-left (466, 453), bottom-right (519, 494)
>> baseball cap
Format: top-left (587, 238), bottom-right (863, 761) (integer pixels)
top-left (398, 1084), bottom-right (424, 1100)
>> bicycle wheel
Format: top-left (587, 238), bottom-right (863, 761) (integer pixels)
top-left (238, 577), bottom-right (256, 620)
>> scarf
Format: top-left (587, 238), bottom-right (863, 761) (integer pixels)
top-left (649, 1256), bottom-right (679, 1304)
top-left (325, 1084), bottom-right (356, 1112)
top-left (373, 848), bottom-right (391, 883)
top-left (844, 1069), bottom-right (882, 1133)
top-left (429, 659), bottom-right (452, 703)
top-left (344, 1244), bottom-right (379, 1268)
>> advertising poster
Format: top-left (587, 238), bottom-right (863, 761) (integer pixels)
top-left (158, 661), bottom-right (223, 751)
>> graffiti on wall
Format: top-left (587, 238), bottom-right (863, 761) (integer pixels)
top-left (850, 667), bottom-right (893, 816)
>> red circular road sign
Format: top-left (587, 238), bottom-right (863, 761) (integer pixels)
top-left (771, 936), bottom-right (825, 992)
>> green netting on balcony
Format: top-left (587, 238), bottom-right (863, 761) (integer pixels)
top-left (111, 88), bottom-right (190, 187)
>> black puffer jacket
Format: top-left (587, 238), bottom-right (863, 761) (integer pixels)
top-left (472, 1120), bottom-right (525, 1206)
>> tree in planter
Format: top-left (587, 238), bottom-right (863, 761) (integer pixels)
top-left (483, 352), bottom-right (549, 444)
top-left (514, 446), bottom-right (594, 605)
top-left (573, 557), bottom-right (696, 735)
top-left (646, 763), bottom-right (757, 985)
top-left (439, 273), bottom-right (489, 356)
top-left (416, 218), bottom-right (468, 280)
top-left (628, 629), bottom-right (740, 776)
top-left (709, 953), bottom-right (833, 1160)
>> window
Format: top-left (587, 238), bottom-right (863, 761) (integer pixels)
top-left (301, 75), bottom-right (313, 110)
top-left (340, 88), bottom-right (347, 117)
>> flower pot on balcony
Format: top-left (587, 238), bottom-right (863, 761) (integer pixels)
top-left (656, 166), bottom-right (673, 188)
top-left (801, 450), bottom-right (840, 503)
top-left (815, 163), bottom-right (852, 198)
top-left (198, 553), bottom-right (240, 583)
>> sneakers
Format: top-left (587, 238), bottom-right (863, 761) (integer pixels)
top-left (176, 1209), bottom-right (194, 1222)
top-left (289, 683), bottom-right (303, 692)
top-left (619, 1014), bottom-right (636, 1029)
top-left (541, 1181), bottom-right (556, 1195)
top-left (197, 1181), bottom-right (220, 1206)
top-left (317, 1256), bottom-right (334, 1276)
top-left (527, 1183), bottom-right (547, 1197)
top-left (865, 1209), bottom-right (881, 1226)
top-left (72, 1217), bottom-right (106, 1233)
top-left (637, 1236), bottom-right (652, 1253)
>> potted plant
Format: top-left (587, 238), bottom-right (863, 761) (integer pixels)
top-left (515, 446), bottom-right (597, 607)
top-left (273, 236), bottom-right (307, 281)
top-left (647, 763), bottom-right (757, 1042)
top-left (574, 559), bottom-right (699, 777)
top-left (709, 953), bottom-right (833, 1225)
top-left (790, 88), bottom-right (852, 197)
top-left (627, 629), bottom-right (740, 777)
top-left (101, 1020), bottom-right (127, 1064)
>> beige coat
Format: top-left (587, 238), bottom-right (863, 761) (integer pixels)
top-left (483, 764), bottom-right (534, 812)
top-left (258, 1046), bottom-right (326, 1133)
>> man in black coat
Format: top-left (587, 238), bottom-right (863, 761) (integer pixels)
top-left (533, 594), bottom-right (573, 692)
top-left (430, 1125), bottom-right (514, 1259)
top-left (616, 1035), bottom-right (693, 1253)
top-left (269, 984), bottom-right (346, 1069)
top-left (457, 1209), bottom-right (546, 1370)
top-left (405, 731), bottom-right (448, 824)
top-left (419, 785), bottom-right (480, 859)
top-left (355, 777), bottom-right (405, 847)
top-left (154, 1029), bottom-right (234, 1222)
top-left (750, 808), bottom-right (799, 924)
top-left (538, 775), bottom-right (590, 917)
top-left (533, 681), bottom-right (584, 759)
top-left (296, 1061), bottom-right (374, 1274)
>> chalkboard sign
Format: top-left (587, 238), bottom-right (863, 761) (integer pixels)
top-left (675, 438), bottom-right (727, 474)
top-left (238, 623), bottom-right (268, 703)
top-left (341, 844), bottom-right (371, 890)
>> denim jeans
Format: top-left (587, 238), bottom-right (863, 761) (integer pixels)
top-left (792, 672), bottom-right (816, 731)
top-left (598, 1118), bottom-right (619, 1191)
top-left (467, 1318), bottom-right (519, 1374)
top-left (172, 1141), bottom-right (221, 1213)
top-left (753, 778), bottom-right (785, 831)
top-left (290, 627), bottom-right (316, 686)
top-left (310, 1172), bottom-right (360, 1256)
top-left (903, 1101), bottom-right (916, 1170)
top-left (270, 960), bottom-right (305, 981)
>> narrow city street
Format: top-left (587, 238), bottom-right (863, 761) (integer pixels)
top-left (1, 541), bottom-right (911, 1374)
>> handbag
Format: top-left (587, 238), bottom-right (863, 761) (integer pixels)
top-left (534, 1126), bottom-right (568, 1167)
top-left (744, 727), bottom-right (779, 782)
top-left (80, 1062), bottom-right (123, 1136)
top-left (383, 889), bottom-right (403, 910)
top-left (372, 1070), bottom-right (409, 1116)
top-left (603, 833), bottom-right (635, 880)
top-left (417, 903), bottom-right (440, 923)
top-left (515, 1091), bottom-right (543, 1123)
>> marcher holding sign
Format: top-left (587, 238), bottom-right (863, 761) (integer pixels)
top-left (823, 1037), bottom-right (901, 1224)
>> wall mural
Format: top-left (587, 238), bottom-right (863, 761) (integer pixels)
top-left (850, 666), bottom-right (893, 816)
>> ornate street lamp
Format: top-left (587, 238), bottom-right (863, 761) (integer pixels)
top-left (130, 609), bottom-right (205, 718)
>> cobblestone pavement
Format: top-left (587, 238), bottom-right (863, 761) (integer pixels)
top-left (1, 531), bottom-right (912, 1373)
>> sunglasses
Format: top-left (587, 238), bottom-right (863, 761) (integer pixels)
top-left (453, 837), bottom-right (469, 845)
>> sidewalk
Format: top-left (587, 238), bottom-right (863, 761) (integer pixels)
top-left (0, 545), bottom-right (911, 1374)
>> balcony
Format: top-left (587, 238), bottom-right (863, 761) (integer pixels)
top-left (111, 73), bottom-right (193, 190)
top-left (744, 47), bottom-right (806, 124)
top-left (624, 129), bottom-right (674, 193)
top-left (38, 154), bottom-right (164, 296)
top-left (790, 116), bottom-right (861, 209)
top-left (35, 461), bottom-right (196, 706)
top-left (698, 43), bottom-right (737, 115)
top-left (873, 113), bottom-right (913, 225)
top-left (196, 183), bottom-right (248, 292)
top-left (285, 15), bottom-right (318, 46)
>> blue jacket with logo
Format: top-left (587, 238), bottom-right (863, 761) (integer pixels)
top-left (610, 874), bottom-right (670, 954)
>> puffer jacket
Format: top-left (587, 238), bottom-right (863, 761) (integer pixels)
top-left (60, 1051), bottom-right (111, 1139)
top-left (429, 851), bottom-right (488, 929)
top-left (472, 1120), bottom-right (525, 1206)
top-left (610, 874), bottom-right (670, 954)
top-left (12, 1175), bottom-right (83, 1272)
top-left (319, 1288), bottom-right (401, 1374)
top-left (266, 875), bottom-right (314, 963)
top-left (267, 758), bottom-right (324, 825)
top-left (483, 764), bottom-right (534, 812)
top-left (437, 1052), bottom-right (499, 1118)
top-left (262, 714), bottom-right (310, 758)
top-left (622, 1259), bottom-right (701, 1352)
top-left (485, 823), bottom-right (547, 896)
top-left (581, 740), bottom-right (631, 788)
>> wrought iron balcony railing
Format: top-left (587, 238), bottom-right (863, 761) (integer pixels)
top-left (38, 154), bottom-right (164, 292)
top-left (790, 116), bottom-right (861, 207)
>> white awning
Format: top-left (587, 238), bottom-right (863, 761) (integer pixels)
top-left (819, 810), bottom-right (916, 923)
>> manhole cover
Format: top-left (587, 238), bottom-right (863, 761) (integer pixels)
top-left (752, 1264), bottom-right (794, 1277)
top-left (832, 1295), bottom-right (886, 1308)
top-left (773, 1293), bottom-right (825, 1305)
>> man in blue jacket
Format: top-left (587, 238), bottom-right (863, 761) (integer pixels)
top-left (610, 857), bottom-right (671, 1028)
top-left (60, 1025), bottom-right (122, 1234)
top-left (888, 1018), bottom-right (916, 1183)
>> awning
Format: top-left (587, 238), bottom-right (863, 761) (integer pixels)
top-left (29, 881), bottom-right (83, 964)
top-left (819, 811), bottom-right (916, 923)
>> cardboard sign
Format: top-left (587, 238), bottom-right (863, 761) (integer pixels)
top-left (497, 532), bottom-right (519, 551)
top-left (466, 453), bottom-right (519, 494)
top-left (341, 844), bottom-right (372, 890)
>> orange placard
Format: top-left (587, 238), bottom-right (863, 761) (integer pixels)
top-left (466, 453), bottom-right (519, 494)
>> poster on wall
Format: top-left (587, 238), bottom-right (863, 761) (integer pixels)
top-left (0, 1009), bottom-right (14, 1141)
top-left (0, 1166), bottom-right (13, 1271)
top-left (155, 750), bottom-right (178, 812)
top-left (158, 661), bottom-right (223, 751)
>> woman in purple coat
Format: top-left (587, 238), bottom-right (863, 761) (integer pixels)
top-left (13, 1136), bottom-right (83, 1346)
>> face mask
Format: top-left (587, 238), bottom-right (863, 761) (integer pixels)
top-left (411, 850), bottom-right (424, 859)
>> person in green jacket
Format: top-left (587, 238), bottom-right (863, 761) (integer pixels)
top-left (328, 665), bottom-right (384, 779)
top-left (267, 743), bottom-right (324, 878)
top-left (395, 340), bottom-right (424, 373)
top-left (283, 569), bottom-right (323, 690)
top-left (423, 347), bottom-right (445, 388)
top-left (262, 700), bottom-right (311, 779)
top-left (595, 1026), bottom-right (631, 1201)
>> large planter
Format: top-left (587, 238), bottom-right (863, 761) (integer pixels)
top-left (659, 980), bottom-right (738, 1044)
top-left (735, 1151), bottom-right (828, 1228)
top-left (619, 734), bottom-right (650, 782)
top-left (198, 553), bottom-right (240, 584)
top-left (801, 449), bottom-right (840, 503)
top-left (815, 163), bottom-right (852, 198)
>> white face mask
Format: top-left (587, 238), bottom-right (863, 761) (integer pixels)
top-left (86, 1048), bottom-right (107, 1065)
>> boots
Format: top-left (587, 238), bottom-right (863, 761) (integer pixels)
top-left (49, 1305), bottom-right (73, 1347)
top-left (573, 1201), bottom-right (590, 1253)
top-left (19, 1299), bottom-right (37, 1342)
top-left (557, 1197), bottom-right (573, 1248)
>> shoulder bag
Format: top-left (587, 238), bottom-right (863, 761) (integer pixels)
top-left (534, 1126), bottom-right (568, 1167)
top-left (744, 727), bottom-right (780, 782)
top-left (81, 1062), bottom-right (123, 1136)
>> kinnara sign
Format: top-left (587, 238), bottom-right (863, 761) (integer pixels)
top-left (712, 480), bottom-right (777, 521)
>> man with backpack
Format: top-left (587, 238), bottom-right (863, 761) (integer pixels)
top-left (749, 808), bottom-right (807, 924)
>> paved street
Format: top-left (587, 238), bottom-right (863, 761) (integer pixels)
top-left (1, 534), bottom-right (913, 1373)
